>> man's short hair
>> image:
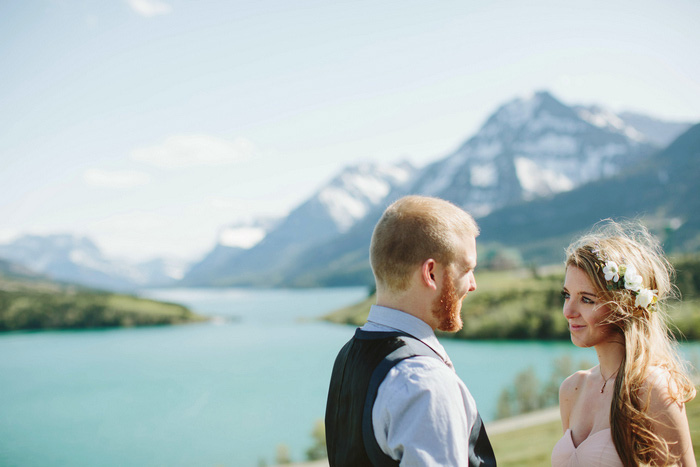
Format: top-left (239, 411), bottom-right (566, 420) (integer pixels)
top-left (369, 195), bottom-right (479, 292)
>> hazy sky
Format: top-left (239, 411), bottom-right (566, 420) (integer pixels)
top-left (2, 0), bottom-right (699, 262)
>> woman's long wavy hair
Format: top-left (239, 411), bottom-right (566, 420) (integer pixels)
top-left (565, 221), bottom-right (695, 466)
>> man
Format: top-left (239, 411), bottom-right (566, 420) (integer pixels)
top-left (325, 195), bottom-right (496, 466)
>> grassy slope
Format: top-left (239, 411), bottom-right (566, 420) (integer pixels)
top-left (322, 267), bottom-right (577, 339)
top-left (0, 276), bottom-right (206, 331)
top-left (490, 394), bottom-right (700, 466)
top-left (323, 264), bottom-right (700, 340)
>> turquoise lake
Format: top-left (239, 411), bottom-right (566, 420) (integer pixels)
top-left (1, 287), bottom-right (698, 466)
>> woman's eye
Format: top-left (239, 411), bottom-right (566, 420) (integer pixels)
top-left (582, 296), bottom-right (594, 304)
top-left (561, 291), bottom-right (570, 300)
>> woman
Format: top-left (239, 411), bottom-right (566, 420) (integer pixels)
top-left (551, 221), bottom-right (696, 466)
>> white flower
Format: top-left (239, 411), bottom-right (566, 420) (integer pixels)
top-left (624, 265), bottom-right (644, 292)
top-left (635, 288), bottom-right (656, 308)
top-left (603, 261), bottom-right (620, 282)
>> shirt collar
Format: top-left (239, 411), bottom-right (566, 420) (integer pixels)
top-left (365, 304), bottom-right (450, 363)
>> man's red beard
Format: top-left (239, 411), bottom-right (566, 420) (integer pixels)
top-left (432, 270), bottom-right (463, 332)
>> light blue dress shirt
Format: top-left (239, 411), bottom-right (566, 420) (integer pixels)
top-left (362, 305), bottom-right (481, 466)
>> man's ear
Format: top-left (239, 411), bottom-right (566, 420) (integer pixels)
top-left (421, 259), bottom-right (438, 291)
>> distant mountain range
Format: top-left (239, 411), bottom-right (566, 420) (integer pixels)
top-left (0, 90), bottom-right (695, 290)
top-left (0, 234), bottom-right (189, 291)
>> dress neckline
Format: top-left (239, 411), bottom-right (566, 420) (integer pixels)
top-left (566, 427), bottom-right (612, 449)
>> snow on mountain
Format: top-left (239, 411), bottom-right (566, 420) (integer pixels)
top-left (514, 157), bottom-right (574, 200)
top-left (405, 91), bottom-right (657, 217)
top-left (318, 162), bottom-right (414, 232)
top-left (219, 227), bottom-right (266, 249)
top-left (575, 105), bottom-right (647, 142)
top-left (180, 216), bottom-right (280, 285)
top-left (270, 160), bottom-right (415, 246)
top-left (217, 216), bottom-right (279, 249)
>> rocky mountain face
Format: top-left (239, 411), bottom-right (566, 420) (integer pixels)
top-left (0, 234), bottom-right (187, 290)
top-left (476, 122), bottom-right (700, 263)
top-left (403, 91), bottom-right (657, 217)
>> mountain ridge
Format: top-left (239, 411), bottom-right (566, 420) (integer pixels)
top-left (181, 160), bottom-right (415, 286)
top-left (251, 92), bottom-right (697, 287)
top-left (1, 91), bottom-right (695, 290)
top-left (0, 234), bottom-right (188, 291)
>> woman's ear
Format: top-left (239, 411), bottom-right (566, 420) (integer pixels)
top-left (421, 259), bottom-right (438, 291)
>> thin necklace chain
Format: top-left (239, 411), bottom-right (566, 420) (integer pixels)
top-left (600, 367), bottom-right (619, 393)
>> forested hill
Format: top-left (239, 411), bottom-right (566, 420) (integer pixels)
top-left (0, 264), bottom-right (205, 331)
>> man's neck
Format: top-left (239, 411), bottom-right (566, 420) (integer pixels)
top-left (375, 291), bottom-right (435, 330)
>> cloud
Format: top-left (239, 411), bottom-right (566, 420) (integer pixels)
top-left (83, 169), bottom-right (151, 188)
top-left (0, 228), bottom-right (19, 244)
top-left (131, 134), bottom-right (255, 169)
top-left (126, 0), bottom-right (172, 17)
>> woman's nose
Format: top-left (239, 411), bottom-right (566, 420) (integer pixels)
top-left (562, 300), bottom-right (577, 319)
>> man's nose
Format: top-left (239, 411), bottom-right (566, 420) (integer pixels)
top-left (468, 272), bottom-right (477, 292)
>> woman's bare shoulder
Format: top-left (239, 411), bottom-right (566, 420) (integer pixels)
top-left (560, 367), bottom-right (593, 397)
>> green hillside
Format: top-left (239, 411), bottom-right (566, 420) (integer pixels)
top-left (323, 255), bottom-right (700, 341)
top-left (0, 273), bottom-right (206, 331)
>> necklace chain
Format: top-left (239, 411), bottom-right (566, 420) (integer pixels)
top-left (600, 367), bottom-right (618, 393)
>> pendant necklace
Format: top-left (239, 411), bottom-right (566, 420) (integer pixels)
top-left (600, 367), bottom-right (618, 393)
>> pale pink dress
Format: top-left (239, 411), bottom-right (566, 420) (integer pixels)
top-left (551, 428), bottom-right (623, 466)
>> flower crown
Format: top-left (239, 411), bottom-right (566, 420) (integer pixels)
top-left (591, 244), bottom-right (657, 310)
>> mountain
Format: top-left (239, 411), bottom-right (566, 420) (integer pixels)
top-left (475, 122), bottom-right (700, 263)
top-left (0, 234), bottom-right (188, 290)
top-left (261, 91), bottom-right (688, 286)
top-left (183, 161), bottom-right (415, 286)
top-left (293, 122), bottom-right (699, 286)
top-left (0, 258), bottom-right (47, 282)
top-left (401, 91), bottom-right (657, 217)
top-left (132, 257), bottom-right (190, 287)
top-left (618, 111), bottom-right (693, 147)
top-left (10, 92), bottom-right (690, 290)
top-left (182, 217), bottom-right (279, 286)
